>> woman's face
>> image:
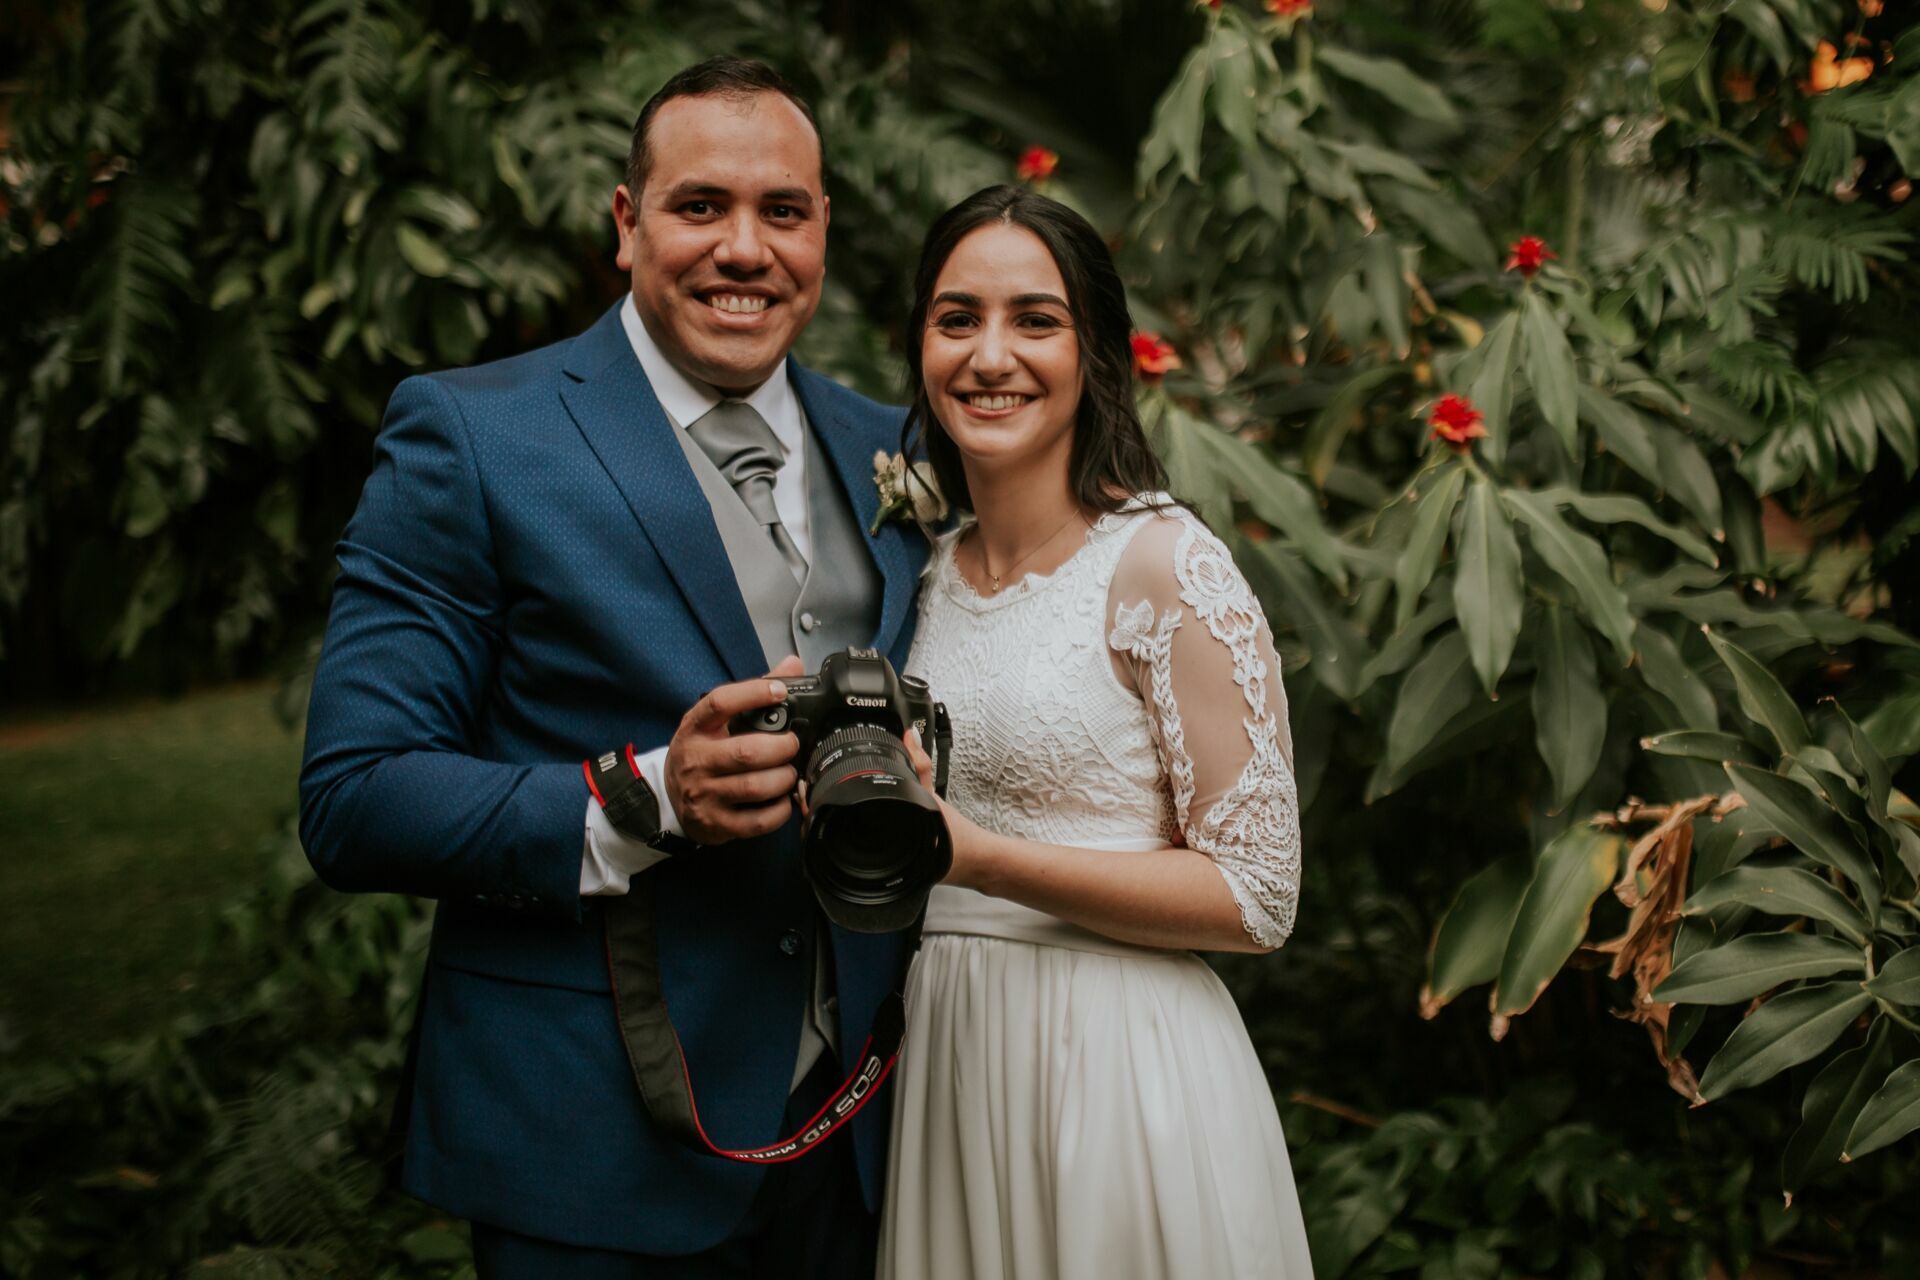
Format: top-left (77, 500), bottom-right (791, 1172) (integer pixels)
top-left (921, 222), bottom-right (1083, 486)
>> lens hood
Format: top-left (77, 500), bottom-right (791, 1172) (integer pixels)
top-left (801, 727), bottom-right (952, 933)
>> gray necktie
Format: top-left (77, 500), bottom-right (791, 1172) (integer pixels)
top-left (686, 400), bottom-right (809, 585)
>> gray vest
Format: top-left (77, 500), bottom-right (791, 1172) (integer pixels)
top-left (670, 400), bottom-right (883, 669)
top-left (668, 392), bottom-right (885, 1086)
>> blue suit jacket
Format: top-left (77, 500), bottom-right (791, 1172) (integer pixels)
top-left (299, 302), bottom-right (926, 1253)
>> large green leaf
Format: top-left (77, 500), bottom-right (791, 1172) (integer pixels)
top-left (1843, 1060), bottom-right (1920, 1161)
top-left (1453, 478), bottom-right (1523, 697)
top-left (1633, 625), bottom-right (1719, 731)
top-left (1379, 181), bottom-right (1495, 279)
top-left (1523, 291), bottom-right (1579, 455)
top-left (1705, 630), bottom-right (1809, 754)
top-left (1393, 466), bottom-right (1466, 629)
top-left (1725, 763), bottom-right (1881, 921)
top-left (1139, 46), bottom-right (1211, 185)
top-left (1306, 365), bottom-right (1400, 487)
top-left (1641, 730), bottom-right (1764, 768)
top-left (1181, 413), bottom-right (1351, 589)
top-left (1783, 1022), bottom-right (1891, 1199)
top-left (1682, 865), bottom-right (1871, 946)
top-left (1466, 311), bottom-right (1520, 463)
top-left (1366, 690), bottom-right (1525, 803)
top-left (1491, 826), bottom-right (1623, 1019)
top-left (1698, 981), bottom-right (1875, 1102)
top-left (1314, 48), bottom-right (1460, 129)
top-left (1422, 854), bottom-right (1530, 1016)
top-left (1539, 487), bottom-right (1717, 566)
top-left (1365, 232), bottom-right (1410, 359)
top-left (1727, 0), bottom-right (1793, 72)
top-left (1837, 704), bottom-right (1892, 828)
top-left (1653, 932), bottom-right (1865, 1005)
top-left (1303, 1182), bottom-right (1406, 1280)
top-left (1576, 386), bottom-right (1659, 483)
top-left (1207, 22), bottom-right (1258, 150)
top-left (1500, 489), bottom-right (1635, 663)
top-left (1862, 685), bottom-right (1920, 760)
top-left (1865, 945), bottom-right (1920, 1006)
top-left (1358, 597), bottom-right (1452, 694)
top-left (1533, 605), bottom-right (1605, 812)
top-left (1242, 543), bottom-right (1366, 701)
top-left (1384, 629), bottom-right (1478, 773)
top-left (1652, 423), bottom-right (1725, 536)
top-left (394, 223), bottom-right (453, 278)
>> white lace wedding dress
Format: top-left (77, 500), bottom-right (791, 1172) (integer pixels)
top-left (878, 497), bottom-right (1314, 1279)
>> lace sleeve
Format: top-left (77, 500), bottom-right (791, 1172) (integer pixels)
top-left (1107, 512), bottom-right (1301, 948)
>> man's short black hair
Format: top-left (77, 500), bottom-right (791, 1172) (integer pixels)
top-left (625, 56), bottom-right (824, 195)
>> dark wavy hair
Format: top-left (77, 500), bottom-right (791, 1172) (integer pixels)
top-left (900, 185), bottom-right (1169, 519)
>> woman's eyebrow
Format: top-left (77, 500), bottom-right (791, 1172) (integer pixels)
top-left (931, 291), bottom-right (982, 307)
top-left (1011, 292), bottom-right (1069, 308)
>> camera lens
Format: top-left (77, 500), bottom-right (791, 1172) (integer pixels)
top-left (800, 725), bottom-right (951, 931)
top-left (826, 805), bottom-right (915, 883)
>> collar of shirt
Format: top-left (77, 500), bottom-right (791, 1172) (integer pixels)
top-left (619, 295), bottom-right (802, 461)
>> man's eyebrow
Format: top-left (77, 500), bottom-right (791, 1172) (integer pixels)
top-left (660, 182), bottom-right (731, 202)
top-left (761, 188), bottom-right (816, 209)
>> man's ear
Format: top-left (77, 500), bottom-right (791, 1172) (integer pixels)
top-left (821, 192), bottom-right (831, 235)
top-left (612, 184), bottom-right (639, 271)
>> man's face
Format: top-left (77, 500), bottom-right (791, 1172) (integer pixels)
top-left (613, 92), bottom-right (829, 394)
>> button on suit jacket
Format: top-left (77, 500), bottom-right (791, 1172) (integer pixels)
top-left (298, 300), bottom-right (926, 1253)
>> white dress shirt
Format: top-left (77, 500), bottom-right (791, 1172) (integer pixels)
top-left (579, 296), bottom-right (812, 895)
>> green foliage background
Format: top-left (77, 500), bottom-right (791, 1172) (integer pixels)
top-left (6, 0), bottom-right (1920, 1275)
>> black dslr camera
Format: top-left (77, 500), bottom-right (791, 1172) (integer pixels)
top-left (730, 648), bottom-right (952, 933)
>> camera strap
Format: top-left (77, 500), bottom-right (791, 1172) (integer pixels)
top-left (603, 875), bottom-right (912, 1164)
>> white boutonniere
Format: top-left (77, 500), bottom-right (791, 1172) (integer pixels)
top-left (870, 450), bottom-right (948, 533)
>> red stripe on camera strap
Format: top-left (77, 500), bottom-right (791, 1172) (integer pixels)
top-left (603, 871), bottom-right (909, 1163)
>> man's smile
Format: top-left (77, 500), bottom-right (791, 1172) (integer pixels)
top-left (701, 291), bottom-right (772, 315)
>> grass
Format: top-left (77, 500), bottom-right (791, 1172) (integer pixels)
top-left (0, 682), bottom-right (304, 1063)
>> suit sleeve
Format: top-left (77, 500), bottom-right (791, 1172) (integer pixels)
top-left (299, 375), bottom-right (586, 921)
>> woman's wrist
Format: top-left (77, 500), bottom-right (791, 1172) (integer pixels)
top-left (943, 809), bottom-right (1005, 896)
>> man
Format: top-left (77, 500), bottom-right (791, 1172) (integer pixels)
top-left (299, 57), bottom-right (925, 1277)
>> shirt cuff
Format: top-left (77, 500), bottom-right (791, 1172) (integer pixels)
top-left (579, 743), bottom-right (685, 896)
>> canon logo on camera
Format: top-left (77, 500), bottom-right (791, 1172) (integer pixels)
top-left (845, 694), bottom-right (888, 708)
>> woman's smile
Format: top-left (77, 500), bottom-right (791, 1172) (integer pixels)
top-left (952, 390), bottom-right (1039, 419)
top-left (921, 221), bottom-right (1082, 473)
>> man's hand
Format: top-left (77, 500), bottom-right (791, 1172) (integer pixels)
top-left (665, 656), bottom-right (806, 846)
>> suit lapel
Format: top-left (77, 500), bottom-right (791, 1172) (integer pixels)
top-left (789, 362), bottom-right (925, 659)
top-left (559, 305), bottom-right (766, 683)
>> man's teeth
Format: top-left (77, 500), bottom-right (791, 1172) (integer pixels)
top-left (708, 295), bottom-right (769, 314)
top-left (967, 394), bottom-right (1031, 411)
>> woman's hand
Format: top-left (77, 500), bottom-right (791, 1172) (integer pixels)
top-left (902, 726), bottom-right (993, 893)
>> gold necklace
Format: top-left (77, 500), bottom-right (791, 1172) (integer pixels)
top-left (974, 508), bottom-right (1087, 594)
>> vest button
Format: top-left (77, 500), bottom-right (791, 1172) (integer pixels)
top-left (799, 611), bottom-right (818, 633)
top-left (780, 929), bottom-right (803, 956)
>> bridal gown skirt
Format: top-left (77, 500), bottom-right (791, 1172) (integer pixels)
top-left (877, 894), bottom-right (1315, 1280)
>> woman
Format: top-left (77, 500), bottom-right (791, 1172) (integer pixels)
top-left (880, 185), bottom-right (1313, 1279)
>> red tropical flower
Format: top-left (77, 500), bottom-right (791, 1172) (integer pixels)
top-left (1015, 145), bottom-right (1059, 183)
top-left (1131, 332), bottom-right (1182, 381)
top-left (1427, 394), bottom-right (1487, 452)
top-left (1266, 0), bottom-right (1313, 16)
top-left (1805, 40), bottom-right (1874, 95)
top-left (1504, 235), bottom-right (1556, 278)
